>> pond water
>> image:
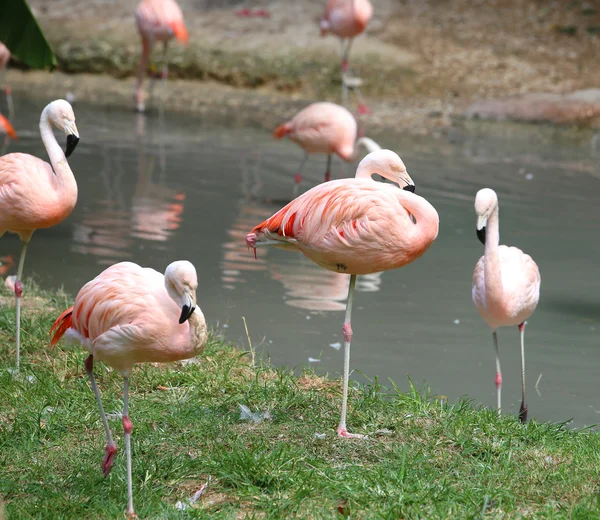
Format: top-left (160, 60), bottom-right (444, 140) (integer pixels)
top-left (2, 97), bottom-right (599, 428)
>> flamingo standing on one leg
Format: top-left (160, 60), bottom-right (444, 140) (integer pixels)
top-left (274, 102), bottom-right (381, 195)
top-left (246, 150), bottom-right (439, 437)
top-left (472, 188), bottom-right (541, 423)
top-left (135, 0), bottom-right (189, 112)
top-left (50, 260), bottom-right (207, 517)
top-left (0, 99), bottom-right (79, 369)
top-left (0, 42), bottom-right (13, 120)
top-left (320, 0), bottom-right (373, 110)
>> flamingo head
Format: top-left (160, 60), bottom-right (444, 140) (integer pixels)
top-left (165, 260), bottom-right (198, 324)
top-left (355, 149), bottom-right (415, 192)
top-left (45, 99), bottom-right (80, 157)
top-left (474, 188), bottom-right (498, 245)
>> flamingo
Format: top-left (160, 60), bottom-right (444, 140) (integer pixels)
top-left (320, 0), bottom-right (373, 109)
top-left (274, 102), bottom-right (380, 194)
top-left (0, 113), bottom-right (17, 155)
top-left (0, 42), bottom-right (13, 120)
top-left (135, 0), bottom-right (189, 112)
top-left (50, 260), bottom-right (207, 517)
top-left (0, 99), bottom-right (79, 369)
top-left (472, 188), bottom-right (541, 422)
top-left (246, 149), bottom-right (439, 437)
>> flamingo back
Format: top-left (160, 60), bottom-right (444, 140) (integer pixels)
top-left (322, 0), bottom-right (373, 38)
top-left (136, 0), bottom-right (189, 44)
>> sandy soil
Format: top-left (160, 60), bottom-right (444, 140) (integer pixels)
top-left (7, 0), bottom-right (600, 132)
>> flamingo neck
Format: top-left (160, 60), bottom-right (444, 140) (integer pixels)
top-left (399, 192), bottom-right (439, 252)
top-left (353, 137), bottom-right (381, 159)
top-left (483, 207), bottom-right (504, 303)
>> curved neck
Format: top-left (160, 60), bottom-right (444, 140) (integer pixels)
top-left (483, 206), bottom-right (504, 302)
top-left (188, 307), bottom-right (207, 352)
top-left (40, 109), bottom-right (75, 191)
top-left (353, 137), bottom-right (381, 160)
top-left (398, 192), bottom-right (439, 249)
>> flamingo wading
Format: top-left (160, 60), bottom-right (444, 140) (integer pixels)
top-left (135, 0), bottom-right (189, 112)
top-left (50, 260), bottom-right (207, 517)
top-left (0, 99), bottom-right (79, 369)
top-left (274, 102), bottom-right (380, 194)
top-left (246, 150), bottom-right (439, 437)
top-left (472, 188), bottom-right (541, 422)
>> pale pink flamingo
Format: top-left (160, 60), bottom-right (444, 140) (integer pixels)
top-left (472, 188), bottom-right (541, 422)
top-left (274, 102), bottom-right (380, 194)
top-left (320, 0), bottom-right (373, 109)
top-left (50, 260), bottom-right (207, 517)
top-left (246, 149), bottom-right (439, 437)
top-left (0, 99), bottom-right (79, 369)
top-left (135, 0), bottom-right (189, 112)
top-left (0, 42), bottom-right (13, 120)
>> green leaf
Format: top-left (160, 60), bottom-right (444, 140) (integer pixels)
top-left (0, 0), bottom-right (56, 70)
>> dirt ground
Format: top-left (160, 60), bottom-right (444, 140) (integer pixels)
top-left (8, 0), bottom-right (600, 132)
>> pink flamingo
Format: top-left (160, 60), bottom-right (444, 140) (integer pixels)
top-left (274, 102), bottom-right (380, 194)
top-left (320, 0), bottom-right (373, 109)
top-left (135, 0), bottom-right (189, 112)
top-left (0, 113), bottom-right (17, 154)
top-left (0, 99), bottom-right (79, 369)
top-left (246, 149), bottom-right (439, 437)
top-left (472, 188), bottom-right (541, 422)
top-left (0, 42), bottom-right (13, 120)
top-left (50, 260), bottom-right (207, 517)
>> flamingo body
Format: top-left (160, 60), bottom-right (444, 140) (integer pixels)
top-left (321, 0), bottom-right (373, 38)
top-left (136, 0), bottom-right (188, 45)
top-left (275, 102), bottom-right (357, 161)
top-left (0, 154), bottom-right (76, 237)
top-left (472, 245), bottom-right (540, 330)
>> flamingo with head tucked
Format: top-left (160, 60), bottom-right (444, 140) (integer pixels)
top-left (135, 0), bottom-right (189, 112)
top-left (50, 260), bottom-right (207, 517)
top-left (246, 149), bottom-right (439, 437)
top-left (0, 99), bottom-right (79, 369)
top-left (472, 188), bottom-right (541, 422)
top-left (274, 102), bottom-right (380, 194)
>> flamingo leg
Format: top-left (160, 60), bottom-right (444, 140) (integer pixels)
top-left (324, 154), bottom-right (332, 182)
top-left (337, 274), bottom-right (364, 438)
top-left (159, 40), bottom-right (170, 115)
top-left (136, 38), bottom-right (152, 113)
top-left (84, 355), bottom-right (117, 476)
top-left (493, 330), bottom-right (502, 414)
top-left (340, 38), bottom-right (349, 107)
top-left (14, 240), bottom-right (29, 370)
top-left (292, 153), bottom-right (309, 198)
top-left (122, 377), bottom-right (135, 517)
top-left (518, 322), bottom-right (528, 423)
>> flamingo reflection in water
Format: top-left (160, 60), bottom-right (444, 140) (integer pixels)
top-left (221, 152), bottom-right (383, 310)
top-left (72, 114), bottom-right (185, 264)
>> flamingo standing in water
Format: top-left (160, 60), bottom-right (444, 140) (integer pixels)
top-left (0, 42), bottom-right (13, 120)
top-left (246, 150), bottom-right (439, 437)
top-left (472, 188), bottom-right (541, 422)
top-left (320, 0), bottom-right (373, 109)
top-left (274, 102), bottom-right (380, 194)
top-left (0, 99), bottom-right (79, 369)
top-left (135, 0), bottom-right (189, 112)
top-left (50, 260), bottom-right (207, 517)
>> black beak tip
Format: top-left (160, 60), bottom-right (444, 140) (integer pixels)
top-left (403, 184), bottom-right (416, 193)
top-left (65, 134), bottom-right (79, 158)
top-left (179, 304), bottom-right (195, 324)
top-left (477, 226), bottom-right (486, 245)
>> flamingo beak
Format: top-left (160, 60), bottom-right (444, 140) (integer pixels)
top-left (400, 170), bottom-right (415, 192)
top-left (64, 122), bottom-right (80, 158)
top-left (476, 215), bottom-right (487, 245)
top-left (179, 293), bottom-right (195, 323)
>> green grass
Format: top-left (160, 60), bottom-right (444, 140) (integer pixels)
top-left (1, 284), bottom-right (600, 519)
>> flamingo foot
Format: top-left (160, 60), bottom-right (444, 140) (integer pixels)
top-left (358, 103), bottom-right (370, 115)
top-left (342, 322), bottom-right (353, 343)
top-left (519, 401), bottom-right (528, 423)
top-left (126, 510), bottom-right (138, 519)
top-left (337, 426), bottom-right (365, 439)
top-left (14, 280), bottom-right (22, 298)
top-left (102, 443), bottom-right (118, 477)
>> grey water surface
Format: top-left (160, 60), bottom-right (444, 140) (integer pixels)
top-left (2, 98), bottom-right (599, 428)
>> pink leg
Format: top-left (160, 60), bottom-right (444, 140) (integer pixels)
top-left (14, 240), bottom-right (29, 370)
top-left (293, 153), bottom-right (308, 197)
top-left (84, 355), bottom-right (118, 476)
top-left (492, 331), bottom-right (502, 414)
top-left (337, 275), bottom-right (365, 439)
top-left (324, 154), bottom-right (332, 182)
top-left (123, 377), bottom-right (135, 517)
top-left (518, 322), bottom-right (528, 423)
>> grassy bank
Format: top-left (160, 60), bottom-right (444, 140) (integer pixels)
top-left (0, 284), bottom-right (599, 519)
